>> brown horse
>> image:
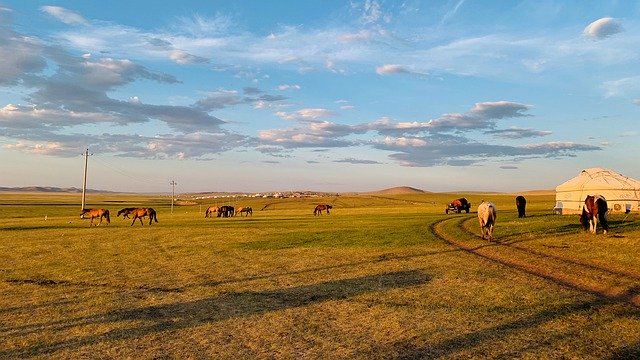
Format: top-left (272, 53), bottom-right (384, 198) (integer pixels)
top-left (314, 204), bottom-right (332, 216)
top-left (580, 195), bottom-right (608, 234)
top-left (117, 207), bottom-right (137, 219)
top-left (515, 195), bottom-right (526, 218)
top-left (80, 208), bottom-right (110, 226)
top-left (235, 207), bottom-right (253, 216)
top-left (204, 206), bottom-right (219, 218)
top-left (125, 207), bottom-right (158, 226)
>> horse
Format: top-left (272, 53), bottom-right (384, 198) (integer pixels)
top-left (117, 207), bottom-right (137, 219)
top-left (515, 195), bottom-right (527, 218)
top-left (80, 208), bottom-right (110, 226)
top-left (217, 205), bottom-right (234, 218)
top-left (127, 207), bottom-right (158, 226)
top-left (314, 204), bottom-right (332, 216)
top-left (446, 198), bottom-right (470, 214)
top-left (204, 206), bottom-right (219, 218)
top-left (580, 195), bottom-right (608, 234)
top-left (235, 207), bottom-right (252, 216)
top-left (477, 201), bottom-right (497, 241)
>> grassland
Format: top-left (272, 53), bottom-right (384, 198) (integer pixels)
top-left (1, 192), bottom-right (639, 359)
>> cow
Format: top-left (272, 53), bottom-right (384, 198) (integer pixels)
top-left (580, 195), bottom-right (608, 234)
top-left (446, 198), bottom-right (471, 214)
top-left (516, 195), bottom-right (527, 218)
top-left (477, 201), bottom-right (497, 242)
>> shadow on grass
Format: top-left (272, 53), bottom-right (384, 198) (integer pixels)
top-left (0, 270), bottom-right (430, 358)
top-left (381, 298), bottom-right (640, 359)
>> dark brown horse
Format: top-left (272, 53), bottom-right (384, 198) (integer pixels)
top-left (580, 195), bottom-right (608, 234)
top-left (515, 195), bottom-right (526, 218)
top-left (204, 206), bottom-right (219, 218)
top-left (80, 208), bottom-right (110, 226)
top-left (235, 207), bottom-right (253, 216)
top-left (124, 207), bottom-right (158, 226)
top-left (217, 206), bottom-right (234, 218)
top-left (314, 204), bottom-right (332, 216)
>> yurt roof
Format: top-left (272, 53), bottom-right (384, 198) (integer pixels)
top-left (555, 167), bottom-right (640, 192)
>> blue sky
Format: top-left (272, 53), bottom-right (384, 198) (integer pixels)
top-left (1, 1), bottom-right (639, 193)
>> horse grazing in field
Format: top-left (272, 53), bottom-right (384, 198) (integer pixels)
top-left (235, 207), bottom-right (253, 216)
top-left (477, 201), bottom-right (497, 242)
top-left (580, 195), bottom-right (608, 234)
top-left (314, 204), bottom-right (332, 216)
top-left (516, 195), bottom-right (527, 218)
top-left (80, 208), bottom-right (110, 226)
top-left (127, 207), bottom-right (158, 226)
top-left (204, 206), bottom-right (219, 218)
top-left (117, 207), bottom-right (137, 219)
top-left (217, 206), bottom-right (234, 218)
top-left (446, 198), bottom-right (470, 214)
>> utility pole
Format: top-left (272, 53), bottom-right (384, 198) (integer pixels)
top-left (170, 180), bottom-right (177, 214)
top-left (81, 148), bottom-right (92, 210)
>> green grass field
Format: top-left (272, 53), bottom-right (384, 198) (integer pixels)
top-left (1, 192), bottom-right (639, 359)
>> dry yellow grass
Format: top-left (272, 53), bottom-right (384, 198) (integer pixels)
top-left (0, 192), bottom-right (639, 358)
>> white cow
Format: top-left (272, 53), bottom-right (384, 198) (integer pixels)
top-left (477, 201), bottom-right (497, 242)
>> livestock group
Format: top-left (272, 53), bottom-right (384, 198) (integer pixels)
top-left (80, 194), bottom-right (613, 241)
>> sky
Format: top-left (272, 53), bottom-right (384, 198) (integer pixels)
top-left (1, 1), bottom-right (639, 194)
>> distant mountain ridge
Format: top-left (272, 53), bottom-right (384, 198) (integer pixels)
top-left (0, 186), bottom-right (115, 193)
top-left (367, 186), bottom-right (427, 195)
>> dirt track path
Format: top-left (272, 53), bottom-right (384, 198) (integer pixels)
top-left (431, 216), bottom-right (640, 308)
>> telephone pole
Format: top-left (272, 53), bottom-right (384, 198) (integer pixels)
top-left (170, 180), bottom-right (177, 214)
top-left (81, 149), bottom-right (92, 209)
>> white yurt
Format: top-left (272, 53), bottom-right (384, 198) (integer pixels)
top-left (554, 167), bottom-right (640, 215)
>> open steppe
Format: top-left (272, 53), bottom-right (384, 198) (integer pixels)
top-left (1, 191), bottom-right (639, 359)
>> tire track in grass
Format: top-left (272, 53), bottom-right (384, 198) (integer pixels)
top-left (431, 216), bottom-right (640, 308)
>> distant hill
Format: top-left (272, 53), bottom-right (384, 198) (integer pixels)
top-left (367, 186), bottom-right (427, 195)
top-left (0, 186), bottom-right (115, 193)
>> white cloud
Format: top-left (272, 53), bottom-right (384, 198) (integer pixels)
top-left (584, 17), bottom-right (623, 40)
top-left (275, 108), bottom-right (334, 122)
top-left (376, 64), bottom-right (412, 75)
top-left (40, 6), bottom-right (89, 26)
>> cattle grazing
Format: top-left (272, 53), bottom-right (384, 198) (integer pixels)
top-left (217, 206), bottom-right (234, 218)
top-left (446, 198), bottom-right (471, 214)
top-left (314, 204), bottom-right (332, 216)
top-left (580, 195), bottom-right (608, 234)
top-left (477, 201), bottom-right (497, 241)
top-left (515, 195), bottom-right (527, 218)
top-left (80, 208), bottom-right (110, 226)
top-left (204, 206), bottom-right (219, 218)
top-left (235, 207), bottom-right (253, 216)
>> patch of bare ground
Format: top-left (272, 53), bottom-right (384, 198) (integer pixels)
top-left (431, 216), bottom-right (640, 308)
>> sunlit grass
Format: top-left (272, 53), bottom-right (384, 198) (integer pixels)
top-left (0, 192), bottom-right (639, 358)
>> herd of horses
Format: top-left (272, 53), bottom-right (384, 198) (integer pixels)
top-left (447, 193), bottom-right (609, 242)
top-left (80, 207), bottom-right (158, 226)
top-left (80, 203), bottom-right (335, 227)
top-left (80, 195), bottom-right (610, 239)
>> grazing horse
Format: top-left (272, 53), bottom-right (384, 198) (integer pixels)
top-left (235, 207), bottom-right (253, 216)
top-left (314, 204), bottom-right (332, 216)
top-left (127, 207), bottom-right (158, 226)
top-left (580, 195), bottom-right (608, 234)
top-left (516, 195), bottom-right (527, 218)
top-left (446, 198), bottom-right (470, 214)
top-left (204, 206), bottom-right (219, 218)
top-left (217, 206), bottom-right (234, 218)
top-left (477, 201), bottom-right (497, 241)
top-left (80, 208), bottom-right (110, 226)
top-left (117, 207), bottom-right (137, 219)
